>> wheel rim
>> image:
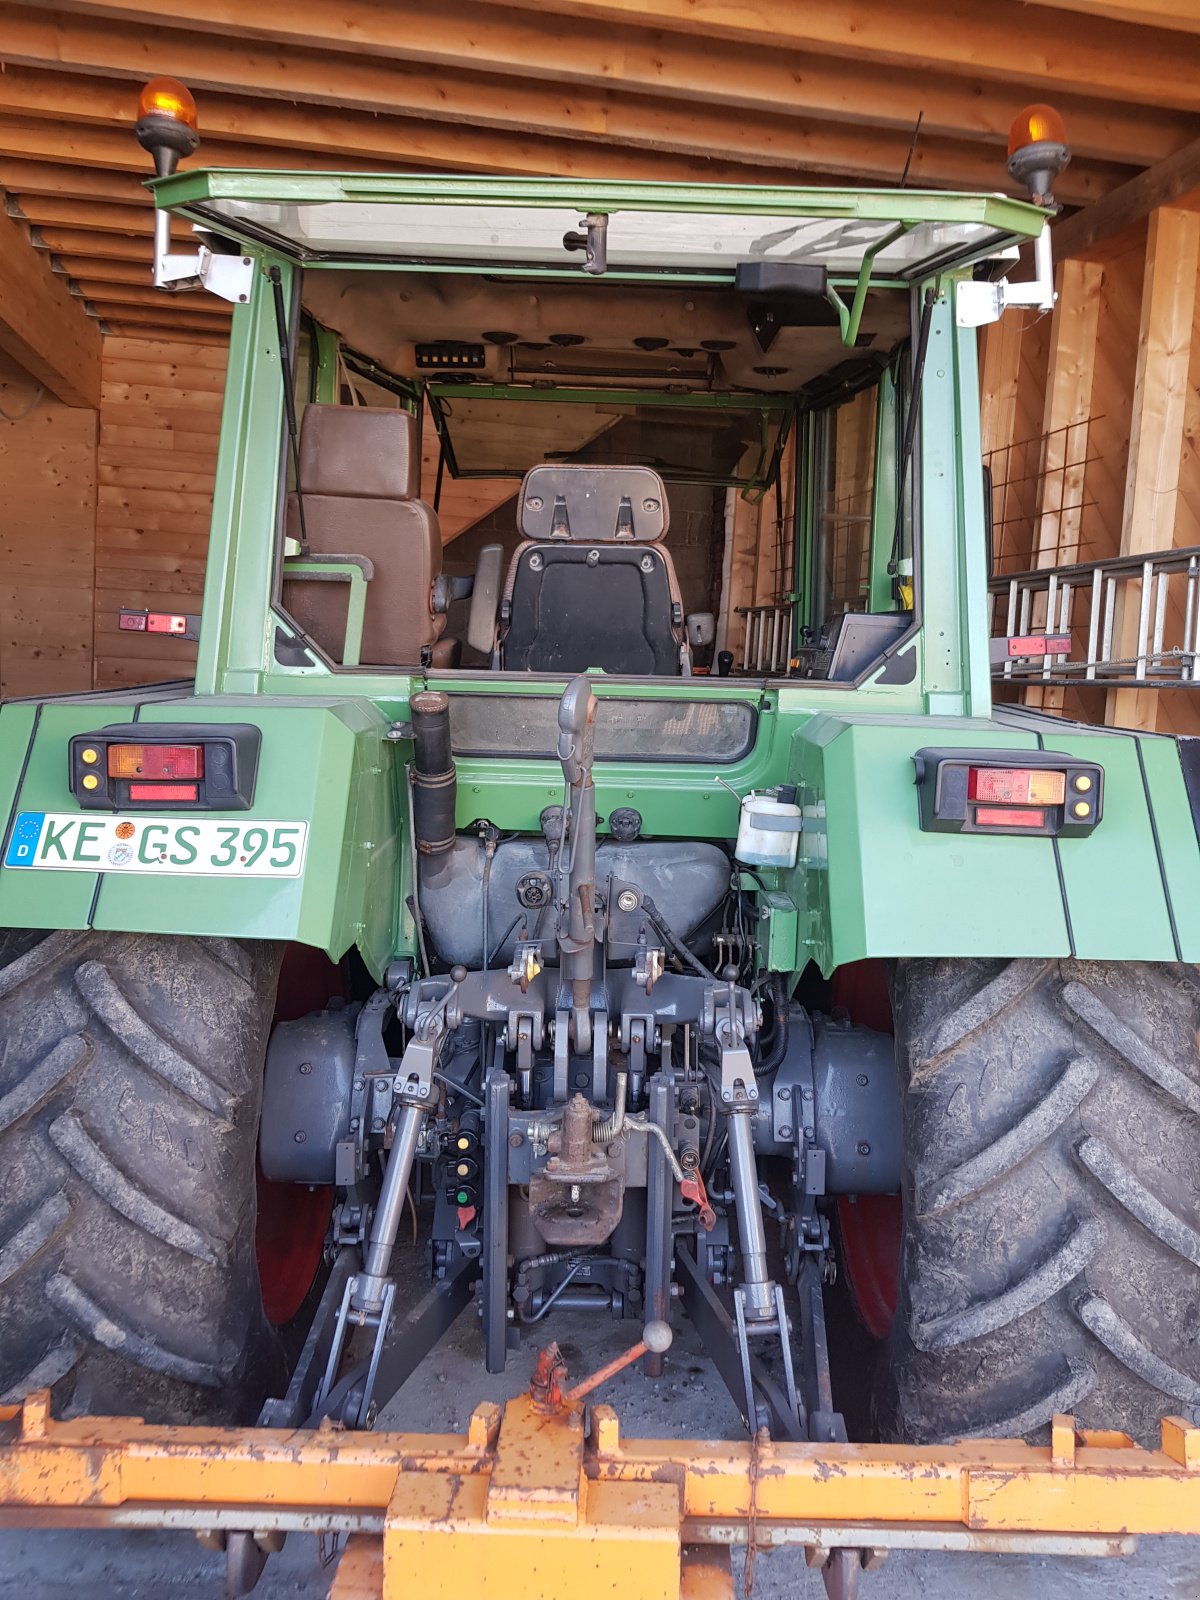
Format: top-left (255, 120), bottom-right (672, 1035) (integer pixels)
top-left (255, 944), bottom-right (342, 1325)
top-left (831, 959), bottom-right (901, 1339)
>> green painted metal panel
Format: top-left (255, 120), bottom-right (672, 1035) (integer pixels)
top-left (1138, 736), bottom-right (1200, 960)
top-left (0, 701), bottom-right (36, 830)
top-left (0, 696), bottom-right (398, 979)
top-left (0, 702), bottom-right (131, 931)
top-left (1050, 729), bottom-right (1180, 963)
top-left (791, 716), bottom-right (1071, 973)
top-left (150, 171), bottom-right (1045, 240)
top-left (196, 267), bottom-right (287, 696)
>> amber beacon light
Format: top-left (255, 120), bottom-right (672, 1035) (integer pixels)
top-left (134, 75), bottom-right (200, 177)
top-left (1006, 103), bottom-right (1071, 205)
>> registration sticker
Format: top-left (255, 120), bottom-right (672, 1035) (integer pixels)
top-left (4, 813), bottom-right (307, 878)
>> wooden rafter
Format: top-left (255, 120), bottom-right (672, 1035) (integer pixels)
top-left (470, 0), bottom-right (1200, 111)
top-left (0, 202), bottom-right (100, 405)
top-left (1052, 136), bottom-right (1200, 262)
top-left (31, 0), bottom-right (1193, 169)
top-left (1107, 206), bottom-right (1200, 731)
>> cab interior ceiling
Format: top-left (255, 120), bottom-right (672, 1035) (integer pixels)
top-left (299, 270), bottom-right (910, 398)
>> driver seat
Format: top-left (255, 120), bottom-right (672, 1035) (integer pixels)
top-left (498, 464), bottom-right (687, 675)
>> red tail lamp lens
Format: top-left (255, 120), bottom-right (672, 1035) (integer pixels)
top-left (1008, 103), bottom-right (1068, 157)
top-left (137, 76), bottom-right (198, 130)
top-left (968, 767), bottom-right (1065, 806)
top-left (107, 743), bottom-right (205, 780)
top-left (975, 806), bottom-right (1046, 829)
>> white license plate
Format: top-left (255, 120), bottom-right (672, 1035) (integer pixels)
top-left (4, 812), bottom-right (307, 878)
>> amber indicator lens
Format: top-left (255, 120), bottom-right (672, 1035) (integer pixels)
top-left (1008, 103), bottom-right (1068, 157)
top-left (107, 743), bottom-right (205, 780)
top-left (968, 767), bottom-right (1065, 806)
top-left (137, 75), bottom-right (198, 130)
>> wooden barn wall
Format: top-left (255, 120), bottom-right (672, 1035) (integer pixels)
top-left (983, 210), bottom-right (1200, 736)
top-left (0, 388), bottom-right (96, 698)
top-left (95, 335), bottom-right (226, 689)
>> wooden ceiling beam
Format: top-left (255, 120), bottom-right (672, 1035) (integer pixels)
top-left (0, 113), bottom-right (407, 173)
top-left (0, 64), bottom-right (822, 186)
top-left (7, 193), bottom-right (163, 234)
top-left (20, 0), bottom-right (1191, 168)
top-left (75, 281), bottom-right (230, 315)
top-left (52, 255), bottom-right (157, 283)
top-left (0, 63), bottom-right (1129, 201)
top-left (0, 202), bottom-right (100, 405)
top-left (469, 0), bottom-right (1200, 113)
top-left (0, 155), bottom-right (147, 202)
top-left (1018, 0), bottom-right (1200, 32)
top-left (1052, 135), bottom-right (1200, 260)
top-left (100, 322), bottom-right (228, 346)
top-left (32, 226), bottom-right (156, 259)
top-left (93, 302), bottom-right (228, 331)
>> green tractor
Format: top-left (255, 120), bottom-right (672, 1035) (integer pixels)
top-left (2, 83), bottom-right (1200, 1595)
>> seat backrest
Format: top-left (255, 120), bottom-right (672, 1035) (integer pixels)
top-left (282, 405), bottom-right (447, 667)
top-left (500, 464), bottom-right (685, 675)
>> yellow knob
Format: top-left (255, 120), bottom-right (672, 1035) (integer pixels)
top-left (1073, 774), bottom-right (1093, 793)
top-left (80, 747), bottom-right (99, 765)
top-left (1072, 800), bottom-right (1091, 818)
top-left (81, 773), bottom-right (99, 791)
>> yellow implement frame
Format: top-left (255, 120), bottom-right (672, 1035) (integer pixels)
top-left (3, 1389), bottom-right (1200, 1597)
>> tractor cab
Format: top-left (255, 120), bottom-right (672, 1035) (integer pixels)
top-left (141, 162), bottom-right (1050, 697)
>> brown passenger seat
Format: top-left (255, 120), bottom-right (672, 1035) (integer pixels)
top-left (281, 404), bottom-right (458, 668)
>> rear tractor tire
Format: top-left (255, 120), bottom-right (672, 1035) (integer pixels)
top-left (0, 929), bottom-right (283, 1424)
top-left (881, 957), bottom-right (1200, 1446)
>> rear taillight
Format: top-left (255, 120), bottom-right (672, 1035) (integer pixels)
top-left (119, 608), bottom-right (199, 641)
top-left (915, 749), bottom-right (1103, 838)
top-left (107, 743), bottom-right (205, 780)
top-left (968, 767), bottom-right (1065, 806)
top-left (68, 724), bottom-right (261, 811)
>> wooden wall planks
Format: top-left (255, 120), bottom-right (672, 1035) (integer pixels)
top-left (94, 335), bottom-right (227, 688)
top-left (0, 369), bottom-right (97, 698)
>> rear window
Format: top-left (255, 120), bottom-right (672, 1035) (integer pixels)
top-left (446, 695), bottom-right (756, 762)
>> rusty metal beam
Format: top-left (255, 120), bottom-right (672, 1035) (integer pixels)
top-left (1, 1388), bottom-right (1199, 1600)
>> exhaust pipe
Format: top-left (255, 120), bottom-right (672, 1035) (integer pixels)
top-left (410, 691), bottom-right (457, 888)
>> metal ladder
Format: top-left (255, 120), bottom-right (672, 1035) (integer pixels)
top-left (736, 602), bottom-right (794, 674)
top-left (989, 546), bottom-right (1200, 687)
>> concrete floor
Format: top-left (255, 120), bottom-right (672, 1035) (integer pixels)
top-left (3, 1251), bottom-right (1200, 1599)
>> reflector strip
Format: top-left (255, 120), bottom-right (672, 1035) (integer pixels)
top-left (1008, 633), bottom-right (1071, 658)
top-left (128, 783), bottom-right (200, 802)
top-left (975, 806), bottom-right (1045, 828)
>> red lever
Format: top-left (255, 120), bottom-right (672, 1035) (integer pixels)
top-left (680, 1168), bottom-right (716, 1230)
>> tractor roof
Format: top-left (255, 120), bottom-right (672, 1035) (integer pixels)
top-left (150, 170), bottom-right (1045, 282)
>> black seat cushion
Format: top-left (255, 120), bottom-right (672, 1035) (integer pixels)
top-left (504, 545), bottom-right (680, 674)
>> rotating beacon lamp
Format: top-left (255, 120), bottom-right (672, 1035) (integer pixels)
top-left (132, 76), bottom-right (253, 304)
top-left (955, 103), bottom-right (1071, 328)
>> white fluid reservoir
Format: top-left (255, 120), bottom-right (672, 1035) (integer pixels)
top-left (735, 787), bottom-right (802, 869)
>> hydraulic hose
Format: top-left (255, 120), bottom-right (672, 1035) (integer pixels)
top-left (753, 975), bottom-right (790, 1077)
